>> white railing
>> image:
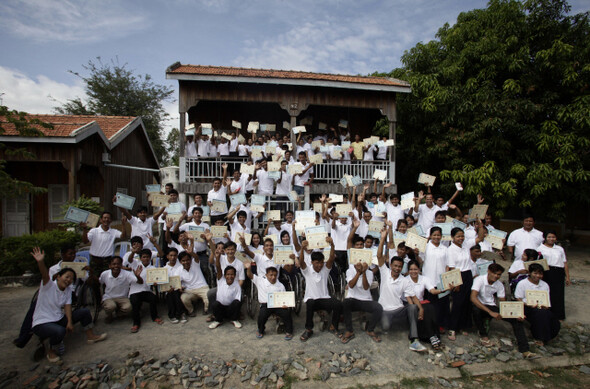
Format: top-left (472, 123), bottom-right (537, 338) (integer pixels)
top-left (180, 157), bottom-right (394, 184)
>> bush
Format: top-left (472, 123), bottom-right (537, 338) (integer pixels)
top-left (0, 230), bottom-right (81, 277)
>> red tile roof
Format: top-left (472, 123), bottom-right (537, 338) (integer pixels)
top-left (167, 64), bottom-right (409, 88)
top-left (0, 114), bottom-right (137, 139)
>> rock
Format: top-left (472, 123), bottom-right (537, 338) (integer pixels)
top-left (241, 371), bottom-right (252, 382)
top-left (293, 371), bottom-right (308, 380)
top-left (274, 369), bottom-right (284, 377)
top-left (258, 363), bottom-right (273, 378)
top-left (291, 361), bottom-right (305, 371)
top-left (127, 351), bottom-right (140, 358)
top-left (60, 383), bottom-right (75, 389)
top-left (353, 358), bottom-right (369, 370)
top-left (151, 361), bottom-right (161, 370)
top-left (321, 370), bottom-right (330, 381)
top-left (329, 366), bottom-right (340, 373)
top-left (169, 368), bottom-right (177, 376)
top-left (276, 377), bottom-right (284, 389)
top-left (451, 361), bottom-right (465, 368)
top-left (296, 350), bottom-right (304, 355)
top-left (495, 353), bottom-right (510, 362)
top-left (550, 348), bottom-right (566, 355)
top-left (204, 376), bottom-right (217, 387)
top-left (268, 372), bottom-right (277, 382)
top-left (438, 378), bottom-right (452, 387)
top-left (579, 365), bottom-right (590, 375)
top-left (500, 338), bottom-right (513, 347)
top-left (188, 370), bottom-right (197, 378)
top-left (349, 368), bottom-right (361, 376)
top-left (455, 347), bottom-right (464, 355)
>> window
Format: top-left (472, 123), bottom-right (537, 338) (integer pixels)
top-left (48, 185), bottom-right (68, 222)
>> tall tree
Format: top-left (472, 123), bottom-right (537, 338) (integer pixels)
top-left (54, 58), bottom-right (174, 164)
top-left (163, 127), bottom-right (180, 166)
top-left (375, 0), bottom-right (590, 221)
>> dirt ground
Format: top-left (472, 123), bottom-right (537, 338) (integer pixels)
top-left (1, 246), bottom-right (589, 386)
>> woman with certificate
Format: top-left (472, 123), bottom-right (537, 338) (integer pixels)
top-left (537, 231), bottom-right (569, 320)
top-left (421, 226), bottom-right (450, 333)
top-left (514, 263), bottom-right (560, 346)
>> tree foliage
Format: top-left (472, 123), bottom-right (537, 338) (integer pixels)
top-left (164, 127), bottom-right (180, 167)
top-left (375, 0), bottom-right (590, 221)
top-left (0, 106), bottom-right (51, 198)
top-left (54, 58), bottom-right (174, 164)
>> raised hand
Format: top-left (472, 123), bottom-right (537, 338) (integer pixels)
top-left (31, 247), bottom-right (45, 262)
top-left (134, 265), bottom-right (143, 277)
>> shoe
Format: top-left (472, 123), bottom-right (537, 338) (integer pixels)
top-left (447, 330), bottom-right (456, 341)
top-left (170, 317), bottom-right (179, 324)
top-left (284, 333), bottom-right (293, 341)
top-left (232, 320), bottom-right (242, 328)
top-left (523, 351), bottom-right (541, 360)
top-left (46, 354), bottom-right (62, 364)
top-left (153, 318), bottom-right (164, 325)
top-left (208, 321), bottom-right (221, 329)
top-left (87, 333), bottom-right (107, 344)
top-left (256, 331), bottom-right (264, 339)
top-left (409, 340), bottom-right (427, 352)
top-left (179, 314), bottom-right (188, 324)
top-left (131, 326), bottom-right (139, 333)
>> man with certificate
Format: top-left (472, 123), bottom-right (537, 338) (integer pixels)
top-left (207, 164), bottom-right (230, 224)
top-left (292, 152), bottom-right (315, 196)
top-left (115, 202), bottom-right (164, 251)
top-left (470, 263), bottom-right (538, 359)
top-left (82, 211), bottom-right (128, 276)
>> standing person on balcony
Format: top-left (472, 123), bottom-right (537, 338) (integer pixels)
top-left (363, 140), bottom-right (376, 162)
top-left (185, 129), bottom-right (198, 158)
top-left (207, 163), bottom-right (230, 224)
top-left (82, 211), bottom-right (128, 276)
top-left (292, 152), bottom-right (314, 196)
top-left (276, 159), bottom-right (294, 213)
top-left (229, 129), bottom-right (239, 157)
top-left (327, 138), bottom-right (343, 162)
top-left (218, 136), bottom-right (230, 158)
top-left (193, 126), bottom-right (211, 176)
top-left (351, 134), bottom-right (364, 162)
top-left (208, 134), bottom-right (218, 158)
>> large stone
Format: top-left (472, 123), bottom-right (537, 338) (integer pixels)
top-left (353, 358), bottom-right (369, 370)
top-left (495, 352), bottom-right (510, 362)
top-left (291, 361), bottom-right (305, 371)
top-left (579, 366), bottom-right (590, 375)
top-left (258, 363), bottom-right (273, 378)
top-left (455, 348), bottom-right (464, 355)
top-left (241, 371), bottom-right (252, 382)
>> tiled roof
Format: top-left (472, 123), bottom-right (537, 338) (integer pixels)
top-left (167, 64), bottom-right (409, 88)
top-left (0, 114), bottom-right (137, 139)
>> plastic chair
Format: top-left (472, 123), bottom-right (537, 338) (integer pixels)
top-left (113, 241), bottom-right (130, 257)
top-left (75, 250), bottom-right (91, 263)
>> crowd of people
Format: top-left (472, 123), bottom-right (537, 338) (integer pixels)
top-left (15, 124), bottom-right (570, 364)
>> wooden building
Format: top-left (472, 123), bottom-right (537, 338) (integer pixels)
top-left (166, 63), bottom-right (411, 195)
top-left (0, 115), bottom-right (160, 236)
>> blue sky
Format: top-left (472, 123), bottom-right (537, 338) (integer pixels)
top-left (1, 0), bottom-right (588, 132)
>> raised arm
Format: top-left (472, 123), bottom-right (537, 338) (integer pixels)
top-left (377, 228), bottom-right (388, 267)
top-left (32, 247), bottom-right (50, 285)
top-left (347, 219), bottom-right (360, 249)
top-left (215, 250), bottom-right (223, 281)
top-left (221, 163), bottom-right (229, 185)
top-left (240, 236), bottom-right (256, 259)
top-left (325, 237), bottom-right (335, 269)
top-left (298, 240), bottom-right (308, 270)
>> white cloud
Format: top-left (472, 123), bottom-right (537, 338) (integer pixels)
top-left (0, 66), bottom-right (85, 114)
top-left (0, 0), bottom-right (148, 43)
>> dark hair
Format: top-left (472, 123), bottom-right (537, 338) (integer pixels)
top-left (224, 266), bottom-right (236, 276)
top-left (193, 207), bottom-right (203, 215)
top-left (435, 210), bottom-right (447, 219)
top-left (311, 252), bottom-right (325, 262)
top-left (213, 177), bottom-right (222, 183)
top-left (435, 194), bottom-right (444, 201)
top-left (365, 235), bottom-right (374, 244)
top-left (111, 256), bottom-right (123, 264)
top-left (523, 249), bottom-right (539, 261)
top-left (130, 236), bottom-right (143, 245)
top-left (237, 211), bottom-right (247, 219)
top-left (407, 259), bottom-right (421, 270)
top-left (298, 151), bottom-right (306, 157)
top-left (178, 251), bottom-right (192, 261)
top-left (450, 227), bottom-right (463, 237)
top-left (390, 256), bottom-right (404, 265)
top-left (58, 267), bottom-right (77, 282)
top-left (60, 244), bottom-right (76, 255)
top-left (488, 263), bottom-right (505, 273)
top-left (286, 211), bottom-right (294, 216)
top-left (390, 194), bottom-right (400, 200)
top-left (266, 266), bottom-right (278, 274)
top-left (396, 219), bottom-right (408, 229)
top-left (224, 241), bottom-right (237, 250)
top-left (169, 189), bottom-right (179, 196)
top-left (429, 227), bottom-right (442, 236)
top-left (263, 238), bottom-right (275, 246)
top-left (280, 230), bottom-right (290, 240)
top-left (101, 211), bottom-right (112, 218)
top-left (140, 249), bottom-right (152, 258)
top-left (405, 214), bottom-right (415, 222)
top-left (165, 183), bottom-right (174, 188)
top-left (166, 247), bottom-right (179, 255)
top-left (523, 213), bottom-right (535, 221)
top-left (470, 244), bottom-right (481, 251)
top-left (543, 230), bottom-right (557, 240)
top-left (136, 206), bottom-right (148, 214)
top-left (352, 236), bottom-right (364, 246)
top-left (528, 263), bottom-right (544, 274)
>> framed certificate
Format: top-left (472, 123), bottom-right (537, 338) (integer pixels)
top-left (236, 232), bottom-right (252, 246)
top-left (485, 235), bottom-right (505, 250)
top-left (305, 228), bottom-right (329, 249)
top-left (292, 126), bottom-right (306, 134)
top-left (274, 245), bottom-right (295, 265)
top-left (312, 203), bottom-right (323, 214)
top-left (468, 204), bottom-right (489, 220)
top-left (230, 194), bottom-right (247, 206)
top-left (417, 173), bottom-right (436, 186)
top-left (251, 204), bottom-right (265, 213)
top-left (266, 210), bottom-right (281, 221)
top-left (86, 213), bottom-right (100, 228)
top-left (265, 146), bottom-right (276, 155)
top-left (211, 226), bottom-right (228, 238)
top-left (62, 262), bottom-right (87, 279)
top-left (525, 290), bottom-right (551, 307)
top-left (335, 203), bottom-right (352, 216)
top-left (146, 268), bottom-right (169, 284)
top-left (452, 219), bottom-right (467, 230)
top-left (523, 259), bottom-right (549, 271)
top-left (311, 140), bottom-right (322, 150)
top-left (405, 232), bottom-right (427, 252)
top-left (235, 251), bottom-right (251, 263)
top-left (268, 171), bottom-right (280, 180)
top-left (251, 148), bottom-right (263, 158)
top-left (167, 202), bottom-right (182, 214)
top-left (150, 194), bottom-right (170, 207)
top-left (476, 260), bottom-right (494, 276)
top-left (288, 164), bottom-right (303, 175)
top-left (232, 120), bottom-right (241, 129)
top-left (499, 301), bottom-right (524, 319)
top-left (267, 291), bottom-right (295, 308)
top-left (400, 192), bottom-right (414, 210)
top-left (373, 169), bottom-right (387, 181)
top-left (247, 121), bottom-right (259, 133)
top-left (166, 213), bottom-right (183, 223)
top-left (264, 234), bottom-right (277, 245)
top-left (160, 275), bottom-right (182, 292)
top-left (309, 154), bottom-right (323, 164)
top-left (251, 194), bottom-right (266, 206)
top-left (64, 206), bottom-right (90, 224)
top-left (201, 205), bottom-right (210, 216)
top-left (348, 248), bottom-right (373, 265)
top-left (240, 164), bottom-right (255, 175)
top-left (441, 269), bottom-right (463, 290)
top-left (210, 199), bottom-right (227, 213)
top-left (187, 226), bottom-right (206, 242)
top-left (368, 220), bottom-right (384, 233)
top-left (145, 184), bottom-right (161, 194)
top-left (328, 194), bottom-right (344, 203)
top-left (114, 192), bottom-right (135, 210)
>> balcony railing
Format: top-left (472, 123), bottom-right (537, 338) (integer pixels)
top-left (179, 157), bottom-right (394, 185)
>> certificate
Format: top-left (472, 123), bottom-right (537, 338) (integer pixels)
top-left (309, 154), bottom-right (323, 164)
top-left (64, 206), bottom-right (89, 224)
top-left (236, 232), bottom-right (252, 246)
top-left (468, 204), bottom-right (489, 220)
top-left (210, 199), bottom-right (227, 213)
top-left (167, 202), bottom-right (182, 214)
top-left (274, 245), bottom-right (295, 265)
top-left (211, 226), bottom-right (228, 238)
top-left (393, 231), bottom-right (407, 248)
top-left (145, 184), bottom-right (161, 194)
top-left (318, 122), bottom-right (327, 130)
top-left (166, 213), bottom-right (183, 223)
top-left (265, 124), bottom-right (276, 132)
top-left (86, 213), bottom-right (100, 228)
top-left (368, 220), bottom-right (384, 234)
top-left (340, 175), bottom-right (351, 188)
top-left (480, 251), bottom-right (502, 262)
top-left (266, 210), bottom-right (281, 221)
top-left (201, 123), bottom-right (212, 129)
top-left (328, 194), bottom-right (344, 203)
top-left (230, 194), bottom-right (247, 206)
top-left (335, 203), bottom-right (352, 216)
top-left (264, 234), bottom-right (277, 245)
top-left (485, 235), bottom-right (505, 250)
top-left (232, 120), bottom-right (241, 129)
top-left (339, 119), bottom-right (348, 128)
top-left (288, 191), bottom-right (300, 202)
top-left (311, 140), bottom-right (322, 150)
top-left (240, 163), bottom-right (255, 175)
top-left (296, 210), bottom-right (315, 220)
top-left (62, 262), bottom-right (87, 279)
top-left (305, 227), bottom-right (329, 249)
top-left (452, 219), bottom-right (467, 230)
top-left (235, 251), bottom-right (251, 264)
top-left (267, 161), bottom-right (280, 172)
top-left (476, 260), bottom-right (493, 276)
top-left (267, 291), bottom-right (295, 308)
top-left (114, 192), bottom-right (135, 210)
top-left (247, 121), bottom-right (259, 133)
top-left (160, 276), bottom-right (181, 292)
top-left (523, 259), bottom-right (549, 271)
top-left (251, 204), bottom-right (265, 213)
top-left (313, 203), bottom-right (323, 214)
top-left (319, 146), bottom-right (329, 153)
top-left (489, 229), bottom-right (507, 239)
top-left (445, 216), bottom-right (455, 224)
top-left (201, 128), bottom-right (212, 136)
top-left (288, 164), bottom-right (302, 175)
top-left (525, 290), bottom-right (551, 307)
top-left (400, 192), bottom-right (415, 210)
top-left (436, 277), bottom-right (451, 298)
top-left (384, 139), bottom-right (394, 146)
top-left (432, 223), bottom-right (452, 241)
top-left (282, 121), bottom-right (290, 130)
top-left (251, 148), bottom-right (263, 158)
top-left (351, 175), bottom-right (362, 186)
top-left (265, 146), bottom-right (276, 155)
top-left (150, 194), bottom-right (170, 207)
top-left (405, 232), bottom-right (427, 252)
top-left (408, 225), bottom-right (425, 237)
top-left (268, 171), bottom-right (280, 180)
top-left (441, 269), bottom-right (463, 290)
top-left (146, 268), bottom-right (169, 284)
top-left (373, 169), bottom-right (387, 181)
top-left (500, 301), bottom-right (524, 319)
top-left (188, 226), bottom-right (206, 242)
top-left (331, 147), bottom-right (342, 159)
top-left (251, 194), bottom-right (266, 206)
top-left (221, 133), bottom-right (233, 141)
top-left (417, 173), bottom-right (436, 186)
top-left (348, 248), bottom-right (373, 265)
top-left (292, 125), bottom-right (306, 134)
top-left (201, 205), bottom-right (210, 216)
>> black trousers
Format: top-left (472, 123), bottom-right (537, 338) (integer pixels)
top-left (211, 299), bottom-right (241, 322)
top-left (472, 304), bottom-right (529, 353)
top-left (428, 291), bottom-right (450, 329)
top-left (342, 298), bottom-right (383, 332)
top-left (305, 298), bottom-right (342, 331)
top-left (258, 303), bottom-right (293, 334)
top-left (417, 303), bottom-right (439, 341)
top-left (544, 266), bottom-right (566, 320)
top-left (449, 271), bottom-right (473, 331)
top-left (524, 306), bottom-right (560, 343)
top-left (130, 291), bottom-right (159, 326)
top-left (165, 290), bottom-right (185, 319)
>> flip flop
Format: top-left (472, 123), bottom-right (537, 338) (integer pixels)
top-left (366, 331), bottom-right (382, 343)
top-left (153, 318), bottom-right (164, 325)
top-left (256, 331), bottom-right (264, 339)
top-left (284, 333), bottom-right (293, 341)
top-left (300, 330), bottom-right (313, 342)
top-left (341, 332), bottom-right (355, 344)
top-left (131, 326), bottom-right (139, 333)
top-left (447, 330), bottom-right (456, 341)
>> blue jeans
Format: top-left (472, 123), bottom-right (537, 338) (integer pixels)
top-left (32, 308), bottom-right (93, 346)
top-left (294, 186), bottom-right (304, 195)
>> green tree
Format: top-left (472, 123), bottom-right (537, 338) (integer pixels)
top-left (375, 0), bottom-right (590, 221)
top-left (54, 58), bottom-right (174, 164)
top-left (0, 106), bottom-right (51, 198)
top-left (164, 127), bottom-right (180, 166)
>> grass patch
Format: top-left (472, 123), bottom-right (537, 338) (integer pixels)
top-left (399, 377), bottom-right (431, 388)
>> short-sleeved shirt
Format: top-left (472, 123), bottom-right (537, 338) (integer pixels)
top-left (216, 278), bottom-right (242, 305)
top-left (179, 262), bottom-right (208, 290)
top-left (345, 267), bottom-right (373, 301)
top-left (514, 278), bottom-right (550, 304)
top-left (208, 187), bottom-right (228, 216)
top-left (293, 163), bottom-right (313, 187)
top-left (537, 244), bottom-right (567, 268)
top-left (507, 228), bottom-right (544, 260)
top-left (422, 241), bottom-right (448, 283)
top-left (447, 240), bottom-right (477, 274)
top-left (129, 264), bottom-right (155, 296)
top-left (253, 253), bottom-right (276, 277)
top-left (256, 170), bottom-right (275, 195)
top-left (471, 275), bottom-right (505, 306)
top-left (302, 265), bottom-right (331, 302)
top-left (415, 204), bottom-right (437, 233)
top-left (253, 274), bottom-right (286, 304)
top-left (508, 259), bottom-right (526, 274)
top-left (99, 270), bottom-right (135, 301)
top-left (87, 227), bottom-right (122, 257)
top-left (406, 274), bottom-right (436, 302)
top-left (32, 280), bottom-right (71, 327)
top-left (331, 220), bottom-right (352, 251)
top-left (220, 255), bottom-right (245, 281)
top-left (378, 265), bottom-right (415, 311)
top-left (129, 216), bottom-right (157, 250)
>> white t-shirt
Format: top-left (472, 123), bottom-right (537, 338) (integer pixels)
top-left (302, 265), bottom-right (331, 302)
top-left (293, 163), bottom-right (313, 187)
top-left (253, 274), bottom-right (285, 304)
top-left (185, 140), bottom-right (198, 158)
top-left (508, 259), bottom-right (526, 274)
top-left (87, 227), bottom-right (122, 257)
top-left (122, 251), bottom-right (156, 270)
top-left (208, 187), bottom-right (228, 216)
top-left (422, 241), bottom-right (448, 283)
top-left (331, 220), bottom-right (352, 251)
top-left (415, 204), bottom-right (437, 233)
top-left (230, 177), bottom-right (248, 195)
top-left (165, 262), bottom-right (182, 277)
top-left (253, 253), bottom-right (276, 277)
top-left (218, 142), bottom-right (229, 156)
top-left (216, 278), bottom-right (242, 305)
top-left (386, 203), bottom-right (405, 229)
top-left (514, 278), bottom-right (550, 304)
top-left (179, 261), bottom-right (208, 290)
top-left (378, 264), bottom-right (415, 311)
top-left (230, 138), bottom-right (239, 152)
top-left (197, 139), bottom-right (210, 158)
top-left (220, 255), bottom-right (245, 281)
top-left (238, 144), bottom-right (249, 156)
top-left (129, 264), bottom-right (154, 296)
top-left (99, 270), bottom-right (135, 301)
top-left (363, 145), bottom-right (375, 161)
top-left (275, 171), bottom-right (293, 195)
top-left (129, 216), bottom-right (157, 250)
top-left (406, 274), bottom-right (436, 302)
top-left (256, 169), bottom-right (275, 195)
top-left (447, 239), bottom-right (477, 274)
top-left (537, 244), bottom-right (567, 268)
top-left (471, 274), bottom-right (505, 306)
top-left (507, 228), bottom-right (544, 260)
top-left (345, 267), bottom-right (373, 301)
top-left (32, 280), bottom-right (71, 327)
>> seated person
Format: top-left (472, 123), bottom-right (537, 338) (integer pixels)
top-left (470, 263), bottom-right (538, 359)
top-left (100, 256), bottom-right (140, 323)
top-left (178, 251), bottom-right (210, 317)
top-left (508, 248), bottom-right (539, 292)
top-left (208, 261), bottom-right (242, 329)
top-left (30, 247), bottom-right (106, 363)
top-left (129, 249), bottom-right (164, 333)
top-left (162, 248), bottom-right (186, 324)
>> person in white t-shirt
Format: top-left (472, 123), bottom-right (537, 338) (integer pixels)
top-left (292, 152), bottom-right (315, 196)
top-left (208, 256), bottom-right (242, 329)
top-left (507, 215), bottom-right (544, 261)
top-left (117, 206), bottom-right (163, 251)
top-left (178, 251), bottom-right (210, 317)
top-left (82, 211), bottom-right (127, 276)
top-left (207, 164), bottom-right (230, 224)
top-left (412, 192), bottom-right (437, 233)
top-left (228, 169), bottom-right (251, 196)
top-left (129, 250), bottom-right (164, 333)
top-left (298, 238), bottom-right (342, 342)
top-left (253, 158), bottom-right (275, 196)
top-left (99, 256), bottom-right (140, 323)
top-left (162, 248), bottom-right (186, 324)
top-left (470, 263), bottom-right (537, 358)
top-left (537, 230), bottom-right (569, 320)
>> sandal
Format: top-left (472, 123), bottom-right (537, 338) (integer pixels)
top-left (447, 330), bottom-right (456, 341)
top-left (341, 332), bottom-right (355, 344)
top-left (256, 331), bottom-right (264, 339)
top-left (328, 326), bottom-right (343, 338)
top-left (206, 315), bottom-right (215, 323)
top-left (300, 330), bottom-right (313, 342)
top-left (366, 331), bottom-right (382, 343)
top-left (131, 325), bottom-right (139, 333)
top-left (284, 333), bottom-right (293, 341)
top-left (153, 318), bottom-right (164, 325)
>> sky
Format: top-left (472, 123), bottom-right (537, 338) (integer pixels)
top-left (1, 0), bottom-right (588, 133)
